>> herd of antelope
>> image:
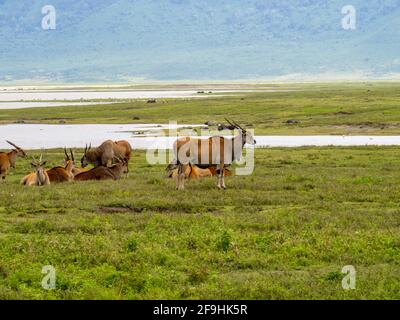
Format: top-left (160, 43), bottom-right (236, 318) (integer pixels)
top-left (0, 120), bottom-right (255, 190)
top-left (1, 140), bottom-right (131, 187)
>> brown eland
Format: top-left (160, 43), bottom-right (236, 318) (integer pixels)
top-left (46, 148), bottom-right (76, 183)
top-left (75, 157), bottom-right (129, 181)
top-left (81, 140), bottom-right (132, 168)
top-left (21, 154), bottom-right (50, 186)
top-left (173, 119), bottom-right (256, 190)
top-left (167, 163), bottom-right (232, 180)
top-left (0, 141), bottom-right (26, 181)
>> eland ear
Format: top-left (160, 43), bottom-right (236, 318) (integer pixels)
top-left (41, 161), bottom-right (47, 166)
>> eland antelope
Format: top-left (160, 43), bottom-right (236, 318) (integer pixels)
top-left (22, 149), bottom-right (76, 184)
top-left (22, 155), bottom-right (50, 186)
top-left (46, 148), bottom-right (76, 183)
top-left (65, 149), bottom-right (90, 176)
top-left (174, 119), bottom-right (256, 190)
top-left (0, 141), bottom-right (26, 181)
top-left (81, 140), bottom-right (132, 168)
top-left (167, 163), bottom-right (232, 180)
top-left (75, 156), bottom-right (129, 181)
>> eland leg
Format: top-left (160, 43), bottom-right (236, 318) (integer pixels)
top-left (1, 170), bottom-right (6, 181)
top-left (216, 164), bottom-right (224, 189)
top-left (177, 164), bottom-right (186, 190)
top-left (175, 165), bottom-right (180, 189)
top-left (221, 167), bottom-right (226, 189)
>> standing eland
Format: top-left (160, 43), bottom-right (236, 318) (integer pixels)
top-left (0, 141), bottom-right (27, 181)
top-left (173, 119), bottom-right (256, 190)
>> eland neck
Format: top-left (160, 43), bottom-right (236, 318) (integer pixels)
top-left (36, 169), bottom-right (46, 185)
top-left (231, 133), bottom-right (246, 161)
top-left (7, 150), bottom-right (18, 167)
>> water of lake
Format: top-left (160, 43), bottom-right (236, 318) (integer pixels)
top-left (0, 90), bottom-right (204, 102)
top-left (0, 101), bottom-right (121, 110)
top-left (0, 89), bottom-right (281, 103)
top-left (1, 124), bottom-right (400, 150)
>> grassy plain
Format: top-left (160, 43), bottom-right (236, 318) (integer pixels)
top-left (0, 147), bottom-right (399, 299)
top-left (1, 82), bottom-right (400, 135)
top-left (0, 83), bottom-right (399, 299)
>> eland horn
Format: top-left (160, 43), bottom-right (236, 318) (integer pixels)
top-left (6, 140), bottom-right (23, 151)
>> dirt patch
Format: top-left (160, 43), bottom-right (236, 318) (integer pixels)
top-left (99, 205), bottom-right (217, 214)
top-left (99, 206), bottom-right (143, 214)
top-left (334, 111), bottom-right (353, 115)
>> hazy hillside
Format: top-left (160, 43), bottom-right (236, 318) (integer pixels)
top-left (0, 0), bottom-right (399, 82)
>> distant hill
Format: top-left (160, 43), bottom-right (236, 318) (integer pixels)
top-left (1, 0), bottom-right (399, 82)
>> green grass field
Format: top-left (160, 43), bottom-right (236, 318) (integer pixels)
top-left (0, 147), bottom-right (399, 299)
top-left (0, 83), bottom-right (399, 300)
